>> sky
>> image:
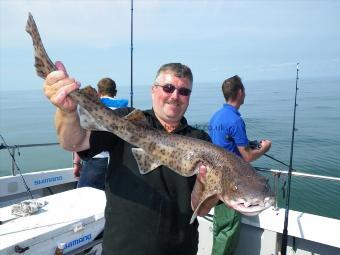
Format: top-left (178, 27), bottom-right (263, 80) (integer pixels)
top-left (0, 0), bottom-right (339, 92)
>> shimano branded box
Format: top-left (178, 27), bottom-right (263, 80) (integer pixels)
top-left (0, 187), bottom-right (105, 255)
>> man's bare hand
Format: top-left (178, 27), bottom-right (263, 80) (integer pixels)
top-left (191, 164), bottom-right (219, 217)
top-left (43, 61), bottom-right (80, 113)
top-left (73, 164), bottom-right (81, 179)
top-left (260, 139), bottom-right (272, 153)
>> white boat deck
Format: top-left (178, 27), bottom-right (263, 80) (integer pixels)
top-left (0, 187), bottom-right (105, 255)
top-left (1, 168), bottom-right (340, 255)
top-left (198, 207), bottom-right (340, 255)
top-left (242, 207), bottom-right (340, 248)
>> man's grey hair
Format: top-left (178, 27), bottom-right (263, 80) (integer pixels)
top-left (155, 63), bottom-right (193, 84)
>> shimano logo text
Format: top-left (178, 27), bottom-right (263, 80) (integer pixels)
top-left (33, 176), bottom-right (62, 185)
top-left (65, 234), bottom-right (92, 249)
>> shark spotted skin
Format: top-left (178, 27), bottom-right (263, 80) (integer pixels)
top-left (26, 13), bottom-right (275, 223)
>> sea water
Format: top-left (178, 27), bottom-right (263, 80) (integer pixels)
top-left (0, 77), bottom-right (339, 219)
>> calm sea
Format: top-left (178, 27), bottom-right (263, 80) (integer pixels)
top-left (1, 77), bottom-right (339, 219)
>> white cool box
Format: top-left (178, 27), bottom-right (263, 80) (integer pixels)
top-left (0, 187), bottom-right (106, 255)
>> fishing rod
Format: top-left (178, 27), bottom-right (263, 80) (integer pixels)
top-left (264, 153), bottom-right (292, 169)
top-left (281, 62), bottom-right (300, 255)
top-left (249, 140), bottom-right (296, 170)
top-left (0, 134), bottom-right (33, 199)
top-left (130, 0), bottom-right (134, 107)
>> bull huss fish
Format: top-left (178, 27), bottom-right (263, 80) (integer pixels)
top-left (25, 12), bottom-right (274, 223)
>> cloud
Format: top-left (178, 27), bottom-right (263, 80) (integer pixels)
top-left (331, 58), bottom-right (340, 63)
top-left (0, 0), bottom-right (339, 89)
top-left (1, 0), bottom-right (135, 49)
top-left (1, 1), bottom-right (300, 49)
top-left (258, 62), bottom-right (298, 71)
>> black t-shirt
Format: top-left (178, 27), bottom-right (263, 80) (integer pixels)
top-left (79, 108), bottom-right (211, 255)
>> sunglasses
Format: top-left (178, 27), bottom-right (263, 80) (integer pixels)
top-left (154, 83), bottom-right (192, 96)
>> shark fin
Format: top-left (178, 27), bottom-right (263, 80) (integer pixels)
top-left (124, 109), bottom-right (150, 127)
top-left (131, 148), bottom-right (161, 174)
top-left (79, 106), bottom-right (108, 131)
top-left (190, 191), bottom-right (219, 224)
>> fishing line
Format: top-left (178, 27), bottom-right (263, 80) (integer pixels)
top-left (263, 153), bottom-right (296, 199)
top-left (0, 134), bottom-right (33, 199)
top-left (250, 141), bottom-right (296, 170)
top-left (250, 139), bottom-right (301, 200)
top-left (130, 0), bottom-right (134, 107)
top-left (264, 153), bottom-right (290, 168)
top-left (281, 62), bottom-right (300, 255)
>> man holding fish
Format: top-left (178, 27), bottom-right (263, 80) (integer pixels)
top-left (25, 11), bottom-right (274, 254)
top-left (44, 63), bottom-right (214, 255)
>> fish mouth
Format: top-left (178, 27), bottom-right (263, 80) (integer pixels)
top-left (227, 196), bottom-right (274, 216)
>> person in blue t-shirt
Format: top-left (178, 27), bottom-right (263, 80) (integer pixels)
top-left (73, 77), bottom-right (128, 190)
top-left (209, 75), bottom-right (271, 255)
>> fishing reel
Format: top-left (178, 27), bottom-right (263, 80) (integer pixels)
top-left (249, 140), bottom-right (262, 150)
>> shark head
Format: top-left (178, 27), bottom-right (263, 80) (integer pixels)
top-left (219, 162), bottom-right (275, 216)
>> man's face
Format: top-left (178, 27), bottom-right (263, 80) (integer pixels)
top-left (152, 71), bottom-right (192, 127)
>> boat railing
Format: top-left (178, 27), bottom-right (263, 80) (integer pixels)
top-left (1, 142), bottom-right (340, 209)
top-left (0, 142), bottom-right (62, 176)
top-left (255, 167), bottom-right (340, 182)
top-left (255, 167), bottom-right (340, 209)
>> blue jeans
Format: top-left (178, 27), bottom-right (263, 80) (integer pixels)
top-left (77, 157), bottom-right (108, 190)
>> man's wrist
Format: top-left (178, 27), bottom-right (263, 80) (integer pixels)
top-left (57, 108), bottom-right (78, 118)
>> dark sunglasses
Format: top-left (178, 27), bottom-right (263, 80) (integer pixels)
top-left (154, 83), bottom-right (192, 96)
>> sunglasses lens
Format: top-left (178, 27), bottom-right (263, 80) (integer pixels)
top-left (178, 88), bottom-right (191, 96)
top-left (162, 84), bottom-right (176, 93)
top-left (158, 84), bottom-right (191, 96)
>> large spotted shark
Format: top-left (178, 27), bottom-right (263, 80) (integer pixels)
top-left (25, 13), bottom-right (274, 223)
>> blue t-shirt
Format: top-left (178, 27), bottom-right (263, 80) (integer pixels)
top-left (93, 96), bottom-right (129, 158)
top-left (209, 104), bottom-right (248, 157)
top-left (101, 97), bottom-right (128, 109)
